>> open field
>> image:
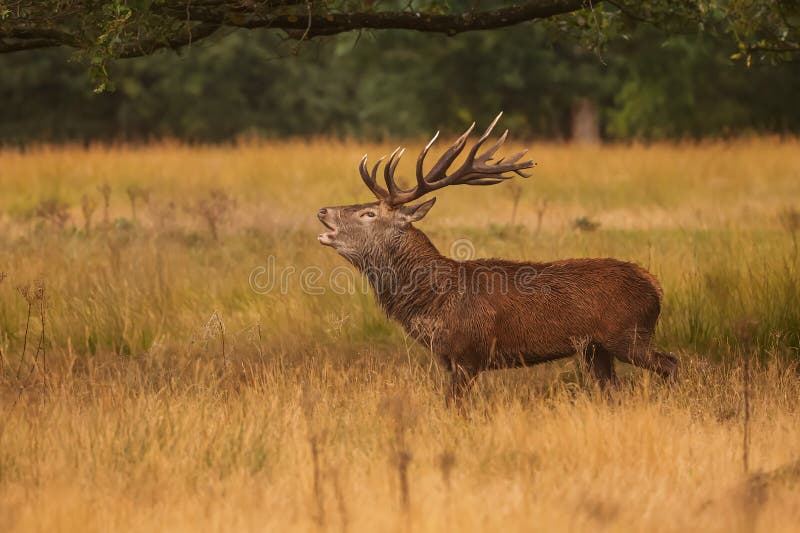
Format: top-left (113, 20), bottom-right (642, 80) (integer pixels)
top-left (1, 138), bottom-right (799, 532)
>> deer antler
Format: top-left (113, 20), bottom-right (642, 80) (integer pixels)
top-left (358, 112), bottom-right (535, 206)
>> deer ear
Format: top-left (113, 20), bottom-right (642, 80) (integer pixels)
top-left (399, 197), bottom-right (436, 223)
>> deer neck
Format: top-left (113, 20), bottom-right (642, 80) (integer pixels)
top-left (357, 227), bottom-right (454, 326)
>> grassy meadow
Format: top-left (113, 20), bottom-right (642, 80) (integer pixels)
top-left (0, 137), bottom-right (799, 532)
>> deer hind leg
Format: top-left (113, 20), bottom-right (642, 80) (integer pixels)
top-left (650, 351), bottom-right (679, 381)
top-left (584, 343), bottom-right (618, 388)
top-left (607, 331), bottom-right (678, 381)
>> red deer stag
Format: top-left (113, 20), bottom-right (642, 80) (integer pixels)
top-left (317, 113), bottom-right (677, 402)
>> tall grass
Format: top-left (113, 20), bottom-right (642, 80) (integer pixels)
top-left (0, 138), bottom-right (799, 531)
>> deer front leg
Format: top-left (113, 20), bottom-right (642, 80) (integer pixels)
top-left (446, 361), bottom-right (478, 407)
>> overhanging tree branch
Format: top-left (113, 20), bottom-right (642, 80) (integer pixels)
top-left (182, 0), bottom-right (588, 36)
top-left (0, 0), bottom-right (589, 57)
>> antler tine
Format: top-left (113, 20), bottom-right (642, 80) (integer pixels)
top-left (423, 131), bottom-right (441, 152)
top-left (464, 177), bottom-right (510, 185)
top-left (501, 149), bottom-right (527, 164)
top-left (383, 147), bottom-right (402, 190)
top-left (479, 112), bottom-right (504, 146)
top-left (450, 112), bottom-right (504, 178)
top-left (424, 122), bottom-right (475, 183)
top-left (476, 129), bottom-right (509, 164)
top-left (371, 156), bottom-right (389, 186)
top-left (370, 112), bottom-right (535, 207)
top-left (384, 147), bottom-right (413, 196)
top-left (359, 154), bottom-right (389, 199)
top-left (490, 149), bottom-right (536, 178)
top-left (415, 131), bottom-right (440, 186)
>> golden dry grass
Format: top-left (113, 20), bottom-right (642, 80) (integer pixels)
top-left (1, 137), bottom-right (799, 532)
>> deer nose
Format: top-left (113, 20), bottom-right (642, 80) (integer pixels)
top-left (317, 208), bottom-right (328, 219)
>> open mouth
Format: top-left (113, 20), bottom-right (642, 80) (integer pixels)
top-left (318, 219), bottom-right (337, 246)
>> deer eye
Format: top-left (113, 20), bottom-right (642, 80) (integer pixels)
top-left (361, 211), bottom-right (376, 218)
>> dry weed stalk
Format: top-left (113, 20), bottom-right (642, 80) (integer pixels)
top-left (97, 183), bottom-right (111, 225)
top-left (382, 393), bottom-right (418, 518)
top-left (506, 181), bottom-right (523, 226)
top-left (302, 391), bottom-right (327, 528)
top-left (38, 283), bottom-right (47, 381)
top-left (33, 199), bottom-right (70, 229)
top-left (81, 194), bottom-right (98, 235)
top-left (779, 206), bottom-right (800, 261)
top-left (570, 336), bottom-right (593, 386)
top-left (241, 321), bottom-right (266, 362)
top-left (256, 322), bottom-right (264, 361)
top-left (0, 279), bottom-right (48, 442)
top-left (329, 467), bottom-right (349, 533)
top-left (13, 280), bottom-right (48, 385)
top-left (0, 273), bottom-right (6, 368)
top-left (742, 350), bottom-right (751, 475)
top-left (535, 198), bottom-right (549, 233)
top-left (187, 189), bottom-right (237, 241)
top-left (396, 449), bottom-right (412, 521)
top-left (203, 311), bottom-right (227, 363)
top-left (437, 450), bottom-right (456, 491)
top-left (573, 215), bottom-right (600, 232)
top-left (324, 312), bottom-right (352, 339)
top-left (733, 318), bottom-right (758, 475)
top-left (105, 231), bottom-right (128, 273)
top-left (437, 449), bottom-right (456, 530)
top-left (147, 200), bottom-right (177, 233)
top-left (14, 283), bottom-right (36, 380)
top-left (309, 433), bottom-right (326, 528)
top-left (126, 185), bottom-right (150, 221)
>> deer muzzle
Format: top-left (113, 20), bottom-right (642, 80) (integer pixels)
top-left (317, 207), bottom-right (338, 246)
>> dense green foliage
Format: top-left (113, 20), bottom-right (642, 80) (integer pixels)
top-left (1, 24), bottom-right (798, 143)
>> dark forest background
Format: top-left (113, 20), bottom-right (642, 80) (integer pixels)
top-left (2, 24), bottom-right (799, 143)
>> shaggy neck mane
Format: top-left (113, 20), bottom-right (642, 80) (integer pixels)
top-left (353, 226), bottom-right (455, 328)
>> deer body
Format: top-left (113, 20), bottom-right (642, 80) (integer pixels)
top-left (318, 114), bottom-right (677, 401)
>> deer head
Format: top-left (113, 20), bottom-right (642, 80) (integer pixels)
top-left (317, 112), bottom-right (535, 263)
